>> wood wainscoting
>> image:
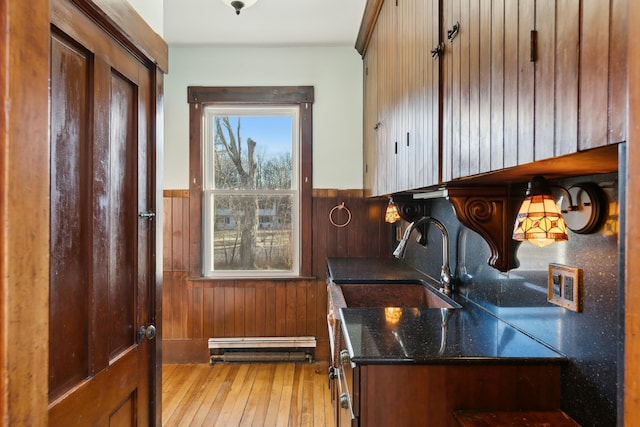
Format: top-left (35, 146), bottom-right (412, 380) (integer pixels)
top-left (162, 189), bottom-right (391, 363)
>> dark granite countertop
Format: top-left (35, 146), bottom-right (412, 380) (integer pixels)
top-left (328, 257), bottom-right (568, 365)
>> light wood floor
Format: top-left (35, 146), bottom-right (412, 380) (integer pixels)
top-left (162, 362), bottom-right (335, 427)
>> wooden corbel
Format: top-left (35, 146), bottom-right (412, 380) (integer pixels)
top-left (446, 186), bottom-right (522, 272)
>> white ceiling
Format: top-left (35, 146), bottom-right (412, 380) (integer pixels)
top-left (163, 0), bottom-right (367, 47)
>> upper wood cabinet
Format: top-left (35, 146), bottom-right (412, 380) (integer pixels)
top-left (359, 0), bottom-right (626, 192)
top-left (441, 0), bottom-right (627, 181)
top-left (360, 0), bottom-right (441, 196)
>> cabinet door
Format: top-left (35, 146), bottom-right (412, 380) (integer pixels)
top-left (535, 0), bottom-right (626, 158)
top-left (363, 28), bottom-right (379, 197)
top-left (440, 0), bottom-right (455, 181)
top-left (535, 0), bottom-right (626, 157)
top-left (579, 0), bottom-right (627, 149)
top-left (441, 0), bottom-right (482, 181)
top-left (513, 0), bottom-right (536, 167)
top-left (498, 0), bottom-right (536, 169)
top-left (535, 0), bottom-right (580, 160)
top-left (413, 0), bottom-right (441, 189)
top-left (376, 0), bottom-right (398, 195)
top-left (445, 0), bottom-right (530, 180)
top-left (396, 0), bottom-right (412, 192)
top-left (392, 0), bottom-right (441, 192)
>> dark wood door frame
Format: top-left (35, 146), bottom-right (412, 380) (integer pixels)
top-left (0, 0), bottom-right (50, 424)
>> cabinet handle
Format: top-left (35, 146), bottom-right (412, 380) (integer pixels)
top-left (447, 21), bottom-right (460, 42)
top-left (394, 141), bottom-right (398, 154)
top-left (430, 43), bottom-right (444, 59)
top-left (530, 30), bottom-right (537, 62)
top-left (406, 132), bottom-right (410, 147)
top-left (373, 121), bottom-right (381, 130)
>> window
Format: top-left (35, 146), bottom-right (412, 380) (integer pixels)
top-left (188, 87), bottom-right (313, 279)
top-left (202, 106), bottom-right (299, 277)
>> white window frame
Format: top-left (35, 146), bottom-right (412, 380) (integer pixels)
top-left (201, 105), bottom-right (301, 278)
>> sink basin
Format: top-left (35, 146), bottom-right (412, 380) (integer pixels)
top-left (337, 282), bottom-right (461, 309)
top-left (326, 280), bottom-right (460, 366)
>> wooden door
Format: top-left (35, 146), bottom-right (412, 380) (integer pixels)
top-left (48, 1), bottom-right (156, 425)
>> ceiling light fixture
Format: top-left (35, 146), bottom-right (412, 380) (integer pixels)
top-left (221, 0), bottom-right (258, 15)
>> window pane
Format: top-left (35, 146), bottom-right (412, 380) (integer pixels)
top-left (205, 193), bottom-right (296, 273)
top-left (210, 115), bottom-right (293, 190)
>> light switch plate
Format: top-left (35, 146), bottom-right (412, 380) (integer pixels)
top-left (548, 263), bottom-right (583, 312)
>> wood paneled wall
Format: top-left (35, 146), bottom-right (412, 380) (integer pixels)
top-left (162, 189), bottom-right (390, 363)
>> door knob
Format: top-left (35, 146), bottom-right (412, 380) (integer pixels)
top-left (138, 324), bottom-right (157, 341)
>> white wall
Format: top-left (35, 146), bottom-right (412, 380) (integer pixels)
top-left (163, 46), bottom-right (364, 190)
top-left (126, 0), bottom-right (163, 36)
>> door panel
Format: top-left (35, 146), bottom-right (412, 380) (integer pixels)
top-left (49, 32), bottom-right (91, 399)
top-left (49, 350), bottom-right (139, 425)
top-left (49, 1), bottom-right (153, 424)
top-left (108, 71), bottom-right (137, 360)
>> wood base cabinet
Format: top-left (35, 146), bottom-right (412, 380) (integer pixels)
top-left (334, 362), bottom-right (562, 427)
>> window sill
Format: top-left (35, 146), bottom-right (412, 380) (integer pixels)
top-left (187, 275), bottom-right (318, 284)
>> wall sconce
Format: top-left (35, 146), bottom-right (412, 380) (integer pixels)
top-left (512, 176), bottom-right (606, 247)
top-left (512, 176), bottom-right (568, 247)
top-left (221, 0), bottom-right (258, 15)
top-left (557, 182), bottom-right (607, 235)
top-left (385, 197), bottom-right (401, 223)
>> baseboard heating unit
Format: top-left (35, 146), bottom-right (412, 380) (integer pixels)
top-left (208, 336), bottom-right (316, 364)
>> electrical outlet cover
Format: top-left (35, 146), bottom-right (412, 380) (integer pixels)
top-left (548, 263), bottom-right (582, 312)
